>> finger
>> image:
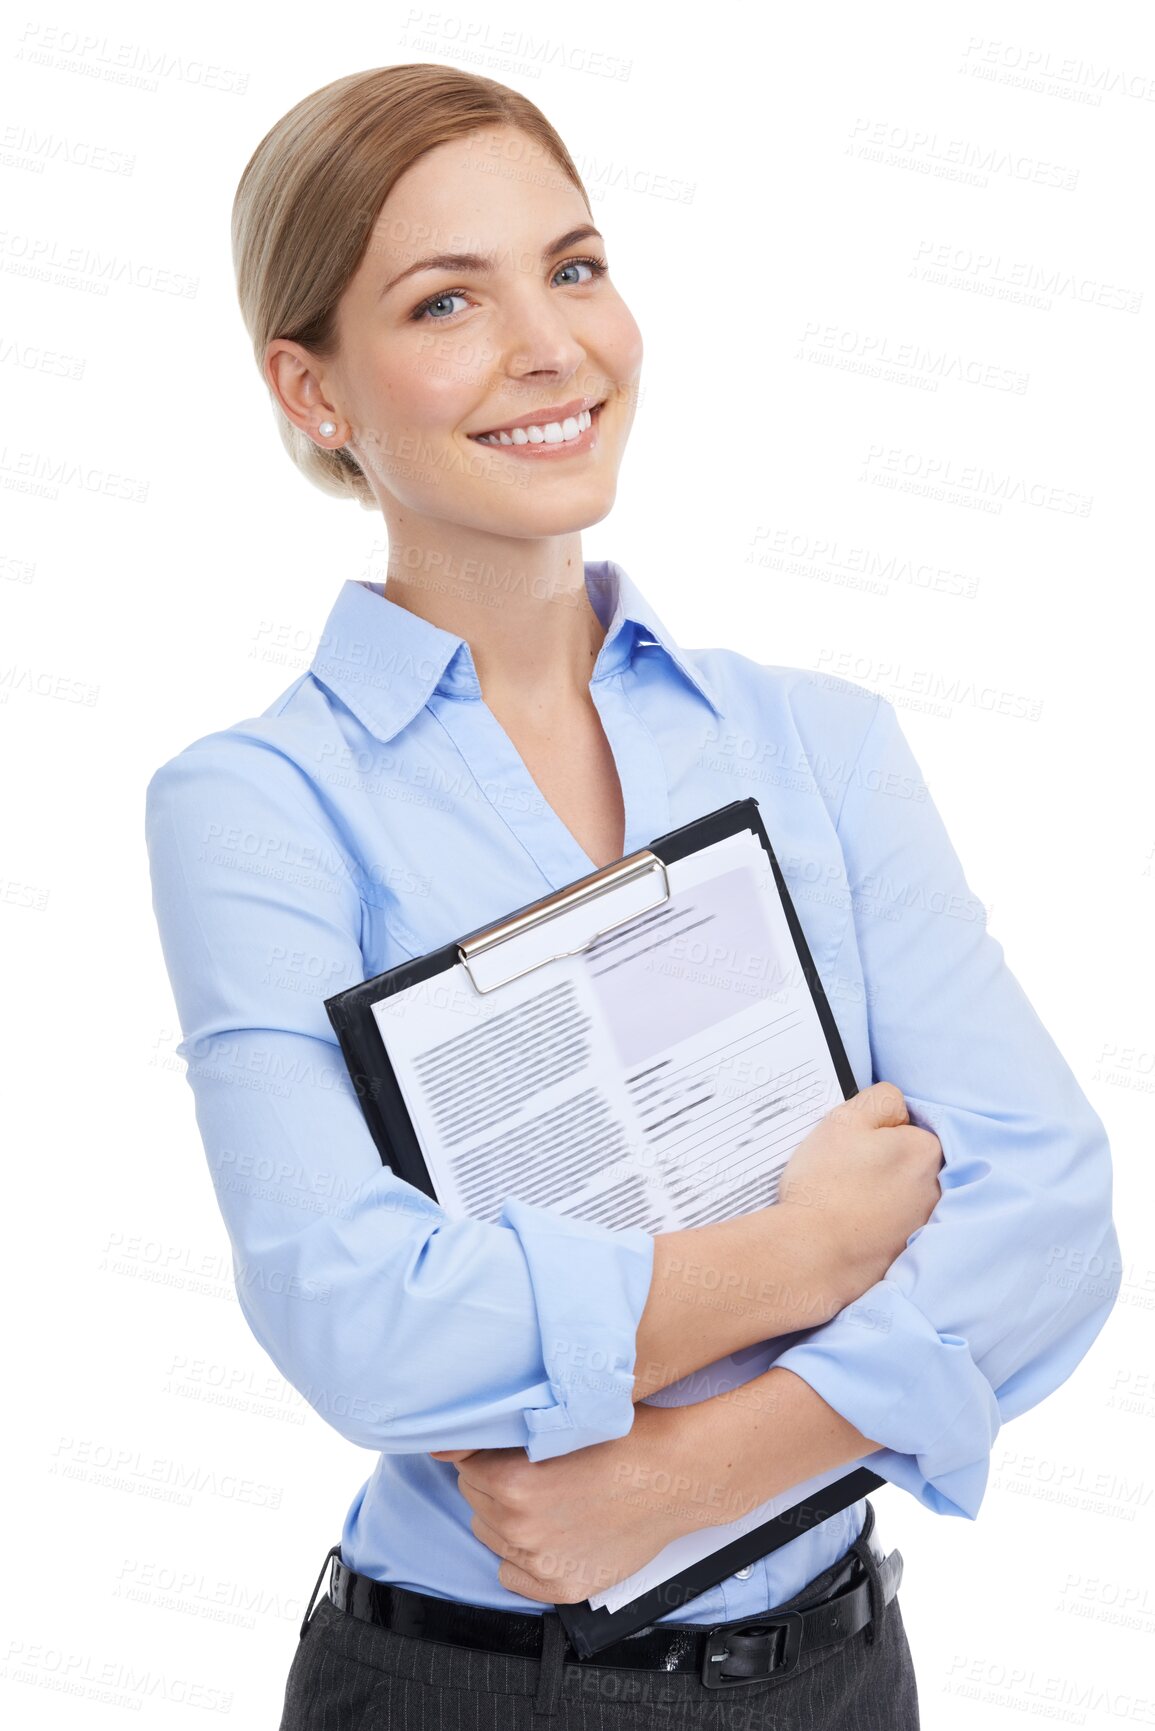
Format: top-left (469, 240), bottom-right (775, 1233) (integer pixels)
top-left (453, 1445), bottom-right (522, 1486)
top-left (498, 1559), bottom-right (587, 1606)
top-left (497, 1560), bottom-right (557, 1604)
top-left (429, 1449), bottom-right (475, 1462)
top-left (837, 1080), bottom-right (907, 1130)
top-left (469, 1509), bottom-right (528, 1565)
top-left (863, 1080), bottom-right (910, 1126)
top-left (453, 1454), bottom-right (522, 1509)
top-left (449, 1474), bottom-right (504, 1522)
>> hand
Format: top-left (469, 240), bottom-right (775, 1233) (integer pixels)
top-left (778, 1079), bottom-right (943, 1308)
top-left (429, 1402), bottom-right (730, 1605)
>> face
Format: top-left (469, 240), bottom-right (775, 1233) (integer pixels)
top-left (274, 125), bottom-right (643, 541)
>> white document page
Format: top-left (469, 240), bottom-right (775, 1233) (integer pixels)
top-left (370, 824), bottom-right (864, 1613)
top-left (372, 828), bottom-right (848, 1232)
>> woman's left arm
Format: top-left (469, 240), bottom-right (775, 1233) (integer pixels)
top-left (763, 689), bottom-right (1122, 1520)
top-left (439, 690), bottom-right (1123, 1596)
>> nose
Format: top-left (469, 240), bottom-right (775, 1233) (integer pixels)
top-left (500, 288), bottom-right (587, 385)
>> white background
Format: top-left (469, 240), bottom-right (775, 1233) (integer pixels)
top-left (3, 2), bottom-right (1152, 1725)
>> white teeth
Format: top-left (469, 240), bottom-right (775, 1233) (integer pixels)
top-left (476, 406), bottom-right (594, 446)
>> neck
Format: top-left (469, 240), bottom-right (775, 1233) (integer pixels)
top-left (381, 527), bottom-right (607, 713)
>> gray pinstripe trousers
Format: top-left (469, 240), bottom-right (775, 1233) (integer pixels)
top-left (276, 1536), bottom-right (920, 1728)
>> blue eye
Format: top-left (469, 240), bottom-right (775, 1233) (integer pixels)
top-left (552, 256), bottom-right (608, 287)
top-left (409, 256), bottom-right (608, 323)
top-left (415, 290), bottom-right (470, 322)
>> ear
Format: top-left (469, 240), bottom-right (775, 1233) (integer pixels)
top-left (264, 336), bottom-right (339, 441)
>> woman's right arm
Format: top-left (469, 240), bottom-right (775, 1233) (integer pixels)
top-left (146, 733), bottom-right (658, 1465)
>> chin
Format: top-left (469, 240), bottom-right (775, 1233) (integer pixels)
top-left (517, 490), bottom-right (618, 538)
top-left (462, 471), bottom-right (617, 538)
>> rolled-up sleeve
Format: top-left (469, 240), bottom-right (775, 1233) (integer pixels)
top-left (773, 693), bottom-right (1122, 1518)
top-left (144, 735), bottom-right (654, 1460)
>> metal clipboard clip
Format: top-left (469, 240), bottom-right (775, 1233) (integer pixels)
top-left (457, 848), bottom-right (671, 994)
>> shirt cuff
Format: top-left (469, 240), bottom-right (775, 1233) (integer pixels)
top-left (498, 1197), bottom-right (655, 1462)
top-left (772, 1280), bottom-right (1003, 1519)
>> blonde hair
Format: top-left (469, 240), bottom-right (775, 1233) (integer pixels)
top-left (231, 63), bottom-right (591, 510)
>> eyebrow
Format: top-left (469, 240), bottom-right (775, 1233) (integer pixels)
top-left (379, 226), bottom-right (605, 299)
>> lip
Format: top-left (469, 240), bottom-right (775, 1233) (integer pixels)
top-left (468, 394), bottom-right (603, 439)
top-left (468, 400), bottom-right (606, 460)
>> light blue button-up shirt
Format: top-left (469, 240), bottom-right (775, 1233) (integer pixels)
top-left (144, 560), bottom-right (1121, 1625)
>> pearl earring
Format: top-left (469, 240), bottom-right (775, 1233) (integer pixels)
top-left (318, 420), bottom-right (337, 438)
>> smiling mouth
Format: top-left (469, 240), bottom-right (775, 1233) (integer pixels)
top-left (470, 400), bottom-right (605, 446)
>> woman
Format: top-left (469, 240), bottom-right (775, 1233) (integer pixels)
top-left (145, 63), bottom-right (1120, 1728)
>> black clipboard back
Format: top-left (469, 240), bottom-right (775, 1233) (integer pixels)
top-left (557, 1467), bottom-right (885, 1658)
top-left (324, 796), bottom-right (878, 1655)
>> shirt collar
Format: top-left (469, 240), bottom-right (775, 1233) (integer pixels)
top-left (308, 559), bottom-right (724, 744)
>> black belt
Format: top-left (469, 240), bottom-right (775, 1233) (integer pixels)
top-left (308, 1502), bottom-right (904, 1690)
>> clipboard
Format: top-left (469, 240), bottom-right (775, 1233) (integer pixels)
top-left (324, 796), bottom-right (885, 1657)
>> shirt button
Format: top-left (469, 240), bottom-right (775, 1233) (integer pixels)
top-left (735, 1565), bottom-right (753, 1580)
